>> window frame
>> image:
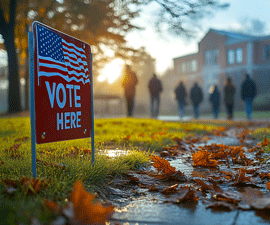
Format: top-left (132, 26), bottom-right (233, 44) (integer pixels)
top-left (236, 48), bottom-right (243, 63)
top-left (228, 49), bottom-right (235, 65)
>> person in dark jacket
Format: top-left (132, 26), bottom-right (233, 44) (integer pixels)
top-left (190, 82), bottom-right (204, 119)
top-left (148, 73), bottom-right (163, 118)
top-left (240, 74), bottom-right (257, 120)
top-left (122, 65), bottom-right (138, 117)
top-left (174, 81), bottom-right (187, 119)
top-left (209, 85), bottom-right (221, 119)
top-left (224, 77), bottom-right (235, 120)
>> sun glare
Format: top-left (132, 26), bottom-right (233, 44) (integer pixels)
top-left (98, 58), bottom-right (124, 84)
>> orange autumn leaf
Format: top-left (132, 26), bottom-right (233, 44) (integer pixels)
top-left (261, 137), bottom-right (269, 147)
top-left (192, 150), bottom-right (218, 167)
top-left (70, 181), bottom-right (114, 224)
top-left (266, 182), bottom-right (270, 190)
top-left (44, 199), bottom-right (61, 214)
top-left (150, 155), bottom-right (176, 174)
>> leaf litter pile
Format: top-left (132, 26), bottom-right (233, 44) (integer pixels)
top-left (106, 122), bottom-right (270, 220)
top-left (1, 119), bottom-right (270, 224)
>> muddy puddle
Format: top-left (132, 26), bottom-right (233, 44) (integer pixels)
top-left (104, 133), bottom-right (270, 225)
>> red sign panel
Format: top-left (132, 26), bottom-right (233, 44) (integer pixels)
top-left (33, 22), bottom-right (92, 144)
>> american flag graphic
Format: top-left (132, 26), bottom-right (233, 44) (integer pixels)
top-left (36, 25), bottom-right (90, 85)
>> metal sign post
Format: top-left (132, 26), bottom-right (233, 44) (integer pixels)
top-left (28, 21), bottom-right (94, 178)
top-left (28, 31), bottom-right (37, 178)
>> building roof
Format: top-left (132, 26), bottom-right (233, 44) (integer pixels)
top-left (210, 29), bottom-right (256, 40)
top-left (210, 28), bottom-right (270, 45)
top-left (173, 52), bottom-right (197, 61)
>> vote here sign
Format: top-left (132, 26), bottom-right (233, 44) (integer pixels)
top-left (32, 22), bottom-right (92, 144)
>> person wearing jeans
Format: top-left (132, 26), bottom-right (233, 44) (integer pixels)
top-left (122, 65), bottom-right (138, 117)
top-left (174, 81), bottom-right (187, 120)
top-left (148, 74), bottom-right (163, 118)
top-left (209, 85), bottom-right (221, 119)
top-left (224, 77), bottom-right (236, 120)
top-left (245, 98), bottom-right (253, 120)
top-left (190, 82), bottom-right (203, 119)
top-left (150, 95), bottom-right (160, 118)
top-left (241, 74), bottom-right (257, 120)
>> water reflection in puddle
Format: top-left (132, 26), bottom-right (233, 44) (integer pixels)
top-left (101, 149), bottom-right (130, 158)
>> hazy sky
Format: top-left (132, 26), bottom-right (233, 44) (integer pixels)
top-left (126, 0), bottom-right (270, 74)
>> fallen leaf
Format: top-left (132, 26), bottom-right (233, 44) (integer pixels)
top-left (201, 136), bottom-right (212, 143)
top-left (150, 155), bottom-right (176, 174)
top-left (148, 185), bottom-right (159, 192)
top-left (168, 187), bottom-right (199, 204)
top-left (234, 168), bottom-right (250, 185)
top-left (2, 177), bottom-right (49, 195)
top-left (176, 187), bottom-right (198, 203)
top-left (205, 201), bottom-right (234, 211)
top-left (70, 181), bottom-right (114, 224)
top-left (266, 182), bottom-right (270, 190)
top-left (192, 150), bottom-right (218, 167)
top-left (212, 192), bottom-right (240, 205)
top-left (261, 137), bottom-right (269, 147)
top-left (242, 188), bottom-right (270, 209)
top-left (194, 179), bottom-right (214, 192)
top-left (44, 199), bottom-right (61, 214)
top-left (161, 184), bottom-right (178, 195)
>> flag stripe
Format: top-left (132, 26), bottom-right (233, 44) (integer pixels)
top-left (39, 57), bottom-right (89, 78)
top-left (39, 72), bottom-right (90, 84)
top-left (37, 25), bottom-right (89, 85)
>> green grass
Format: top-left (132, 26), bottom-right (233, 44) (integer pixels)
top-left (0, 117), bottom-right (218, 223)
top-left (252, 127), bottom-right (270, 153)
top-left (0, 117), bottom-right (216, 188)
top-left (201, 110), bottom-right (270, 119)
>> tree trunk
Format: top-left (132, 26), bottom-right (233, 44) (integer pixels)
top-left (4, 31), bottom-right (22, 113)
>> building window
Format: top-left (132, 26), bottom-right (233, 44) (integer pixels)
top-left (181, 62), bottom-right (186, 72)
top-left (205, 49), bottom-right (218, 65)
top-left (228, 49), bottom-right (235, 64)
top-left (236, 48), bottom-right (243, 63)
top-left (263, 45), bottom-right (270, 60)
top-left (191, 60), bottom-right (197, 72)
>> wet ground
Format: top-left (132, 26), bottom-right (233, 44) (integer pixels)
top-left (104, 125), bottom-right (270, 225)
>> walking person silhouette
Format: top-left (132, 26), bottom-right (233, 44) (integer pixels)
top-left (224, 77), bottom-right (235, 120)
top-left (174, 81), bottom-right (187, 119)
top-left (241, 74), bottom-right (257, 120)
top-left (190, 82), bottom-right (204, 119)
top-left (122, 65), bottom-right (138, 117)
top-left (148, 73), bottom-right (163, 118)
top-left (209, 84), bottom-right (221, 119)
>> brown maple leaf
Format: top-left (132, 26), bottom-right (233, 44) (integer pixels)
top-left (161, 184), bottom-right (178, 195)
top-left (192, 150), bottom-right (218, 167)
top-left (70, 180), bottom-right (114, 224)
top-left (234, 168), bottom-right (250, 185)
top-left (166, 187), bottom-right (199, 204)
top-left (150, 155), bottom-right (176, 174)
top-left (194, 179), bottom-right (214, 192)
top-left (242, 188), bottom-right (270, 209)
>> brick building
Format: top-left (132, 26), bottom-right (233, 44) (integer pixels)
top-left (173, 29), bottom-right (270, 111)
